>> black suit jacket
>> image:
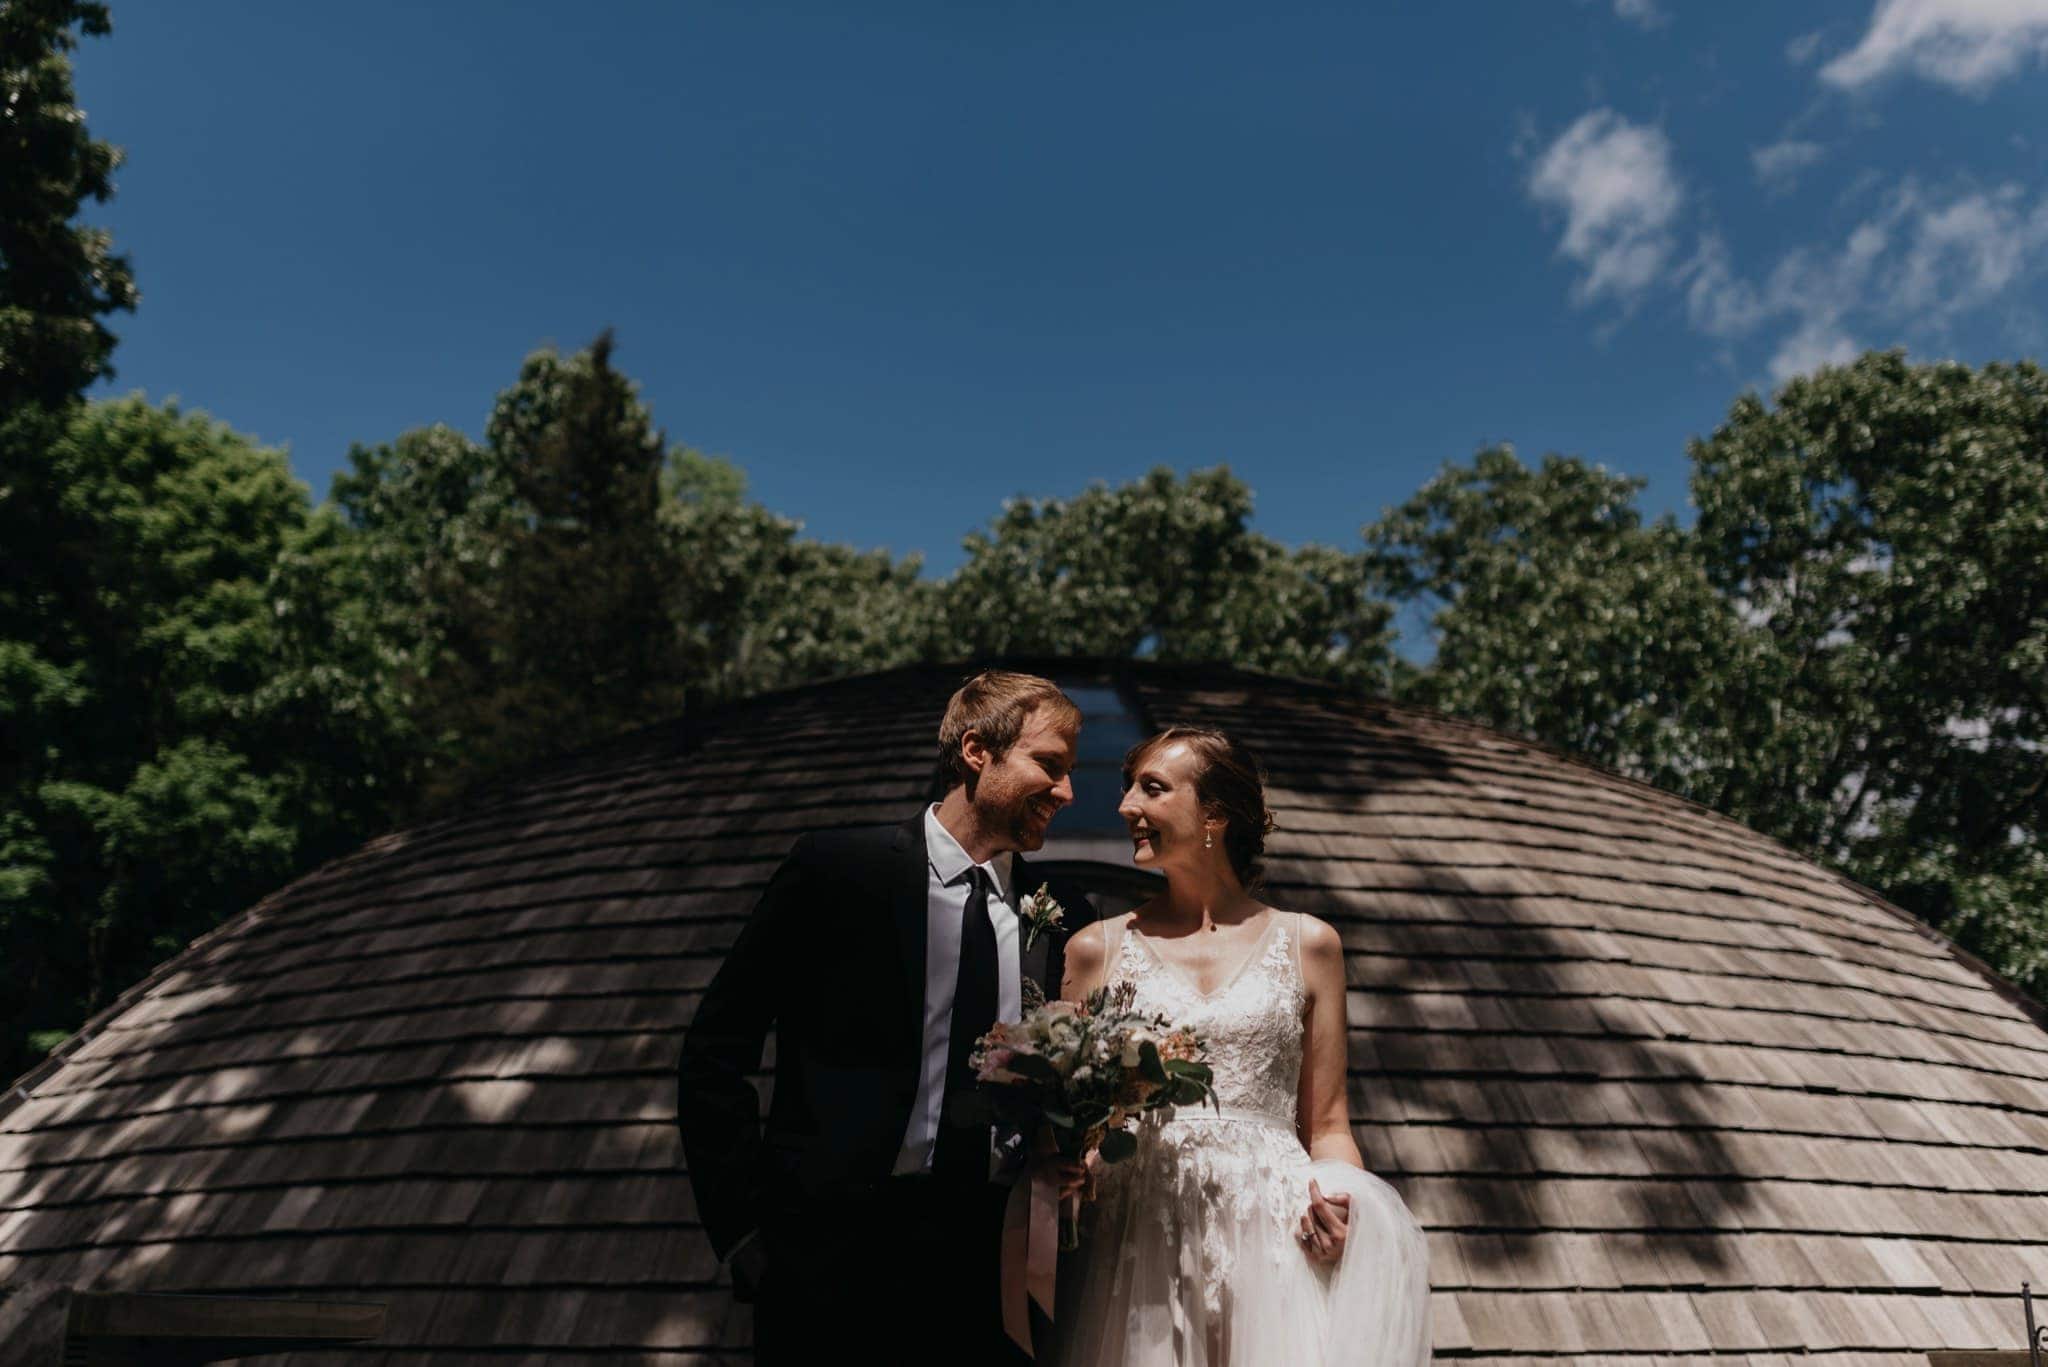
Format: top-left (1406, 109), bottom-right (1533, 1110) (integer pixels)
top-left (676, 811), bottom-right (1100, 1262)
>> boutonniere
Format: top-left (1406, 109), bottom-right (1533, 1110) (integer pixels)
top-left (1017, 883), bottom-right (1066, 952)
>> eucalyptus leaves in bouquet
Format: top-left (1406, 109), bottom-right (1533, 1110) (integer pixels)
top-left (972, 979), bottom-right (1217, 1247)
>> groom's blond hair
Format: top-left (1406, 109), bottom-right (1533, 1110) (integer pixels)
top-left (934, 669), bottom-right (1081, 796)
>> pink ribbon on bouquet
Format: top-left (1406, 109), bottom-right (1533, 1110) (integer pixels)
top-left (999, 1164), bottom-right (1059, 1355)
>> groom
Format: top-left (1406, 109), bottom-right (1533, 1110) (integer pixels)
top-left (676, 669), bottom-right (1097, 1364)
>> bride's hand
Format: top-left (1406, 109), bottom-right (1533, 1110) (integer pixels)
top-left (1297, 1178), bottom-right (1351, 1264)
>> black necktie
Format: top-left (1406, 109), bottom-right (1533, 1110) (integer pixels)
top-left (933, 866), bottom-right (998, 1182)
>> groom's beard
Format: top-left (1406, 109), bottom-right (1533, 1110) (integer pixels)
top-left (1007, 796), bottom-right (1060, 849)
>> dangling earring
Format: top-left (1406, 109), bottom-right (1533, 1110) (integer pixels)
top-left (1204, 829), bottom-right (1213, 849)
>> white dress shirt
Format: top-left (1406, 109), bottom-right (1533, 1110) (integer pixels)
top-left (892, 804), bottom-right (1022, 1176)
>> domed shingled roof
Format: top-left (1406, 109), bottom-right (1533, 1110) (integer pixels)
top-left (3, 661), bottom-right (2047, 1365)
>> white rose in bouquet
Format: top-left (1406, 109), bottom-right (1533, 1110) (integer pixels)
top-left (970, 979), bottom-right (1216, 1250)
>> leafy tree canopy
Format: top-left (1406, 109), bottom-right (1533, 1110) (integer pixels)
top-left (307, 334), bottom-right (947, 808)
top-left (1367, 352), bottom-right (2048, 1001)
top-left (1366, 445), bottom-right (1762, 793)
top-left (1688, 353), bottom-right (2048, 924)
top-left (0, 397), bottom-right (320, 1080)
top-left (948, 466), bottom-right (1394, 690)
top-left (665, 448), bottom-right (947, 701)
top-left (0, 0), bottom-right (136, 408)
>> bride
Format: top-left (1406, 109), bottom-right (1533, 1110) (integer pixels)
top-left (1043, 726), bottom-right (1432, 1366)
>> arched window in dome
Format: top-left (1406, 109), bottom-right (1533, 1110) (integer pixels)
top-left (1035, 675), bottom-right (1162, 918)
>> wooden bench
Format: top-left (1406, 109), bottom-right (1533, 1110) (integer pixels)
top-left (1, 1283), bottom-right (384, 1365)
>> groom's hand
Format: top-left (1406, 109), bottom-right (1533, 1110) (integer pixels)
top-left (1298, 1178), bottom-right (1351, 1264)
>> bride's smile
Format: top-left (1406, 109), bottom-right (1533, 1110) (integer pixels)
top-left (1117, 741), bottom-right (1217, 872)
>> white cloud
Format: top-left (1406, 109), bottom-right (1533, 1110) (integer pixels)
top-left (1682, 179), bottom-right (2048, 380)
top-left (1683, 235), bottom-right (1769, 336)
top-left (1786, 29), bottom-right (1829, 64)
top-left (1892, 184), bottom-right (2048, 317)
top-left (1526, 109), bottom-right (1684, 308)
top-left (1687, 223), bottom-right (1881, 381)
top-left (1767, 318), bottom-right (1863, 382)
top-left (1820, 0), bottom-right (2048, 93)
top-left (1523, 96), bottom-right (2048, 380)
top-left (1613, 0), bottom-right (1669, 29)
top-left (1751, 139), bottom-right (1827, 192)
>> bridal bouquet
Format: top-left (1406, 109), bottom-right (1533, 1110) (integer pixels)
top-left (971, 979), bottom-right (1216, 1250)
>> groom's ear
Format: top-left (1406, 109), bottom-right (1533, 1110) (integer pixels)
top-left (958, 728), bottom-right (993, 779)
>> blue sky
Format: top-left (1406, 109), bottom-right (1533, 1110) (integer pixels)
top-left (77, 1), bottom-right (2048, 575)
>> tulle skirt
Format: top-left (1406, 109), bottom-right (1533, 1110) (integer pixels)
top-left (1044, 1108), bottom-right (1431, 1367)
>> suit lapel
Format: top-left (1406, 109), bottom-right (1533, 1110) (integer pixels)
top-left (891, 813), bottom-right (930, 1042)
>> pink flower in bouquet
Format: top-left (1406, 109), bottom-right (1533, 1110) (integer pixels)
top-left (969, 983), bottom-right (1218, 1250)
top-left (1157, 1027), bottom-right (1203, 1062)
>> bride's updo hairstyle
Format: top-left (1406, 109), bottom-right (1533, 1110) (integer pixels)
top-left (1122, 726), bottom-right (1279, 890)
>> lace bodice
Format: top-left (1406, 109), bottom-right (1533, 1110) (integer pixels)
top-left (1107, 911), bottom-right (1307, 1126)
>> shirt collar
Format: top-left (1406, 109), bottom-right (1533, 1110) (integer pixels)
top-left (925, 804), bottom-right (1014, 900)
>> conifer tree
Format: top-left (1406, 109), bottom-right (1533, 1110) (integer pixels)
top-left (0, 0), bottom-right (135, 408)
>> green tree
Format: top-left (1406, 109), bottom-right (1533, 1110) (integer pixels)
top-left (0, 398), bottom-right (321, 1077)
top-left (1364, 446), bottom-right (1762, 795)
top-left (946, 466), bottom-right (1393, 689)
top-left (1688, 352), bottom-right (2048, 973)
top-left (1369, 355), bottom-right (2048, 1003)
top-left (408, 331), bottom-right (688, 797)
top-left (257, 492), bottom-right (441, 842)
top-left (665, 450), bottom-right (947, 700)
top-left (312, 343), bottom-right (946, 810)
top-left (0, 0), bottom-right (136, 408)
top-left (316, 421), bottom-right (518, 811)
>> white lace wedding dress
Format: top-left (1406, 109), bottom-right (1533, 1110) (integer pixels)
top-left (1044, 911), bottom-right (1432, 1367)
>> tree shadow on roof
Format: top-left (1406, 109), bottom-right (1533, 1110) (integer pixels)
top-left (1141, 669), bottom-right (1770, 1281)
